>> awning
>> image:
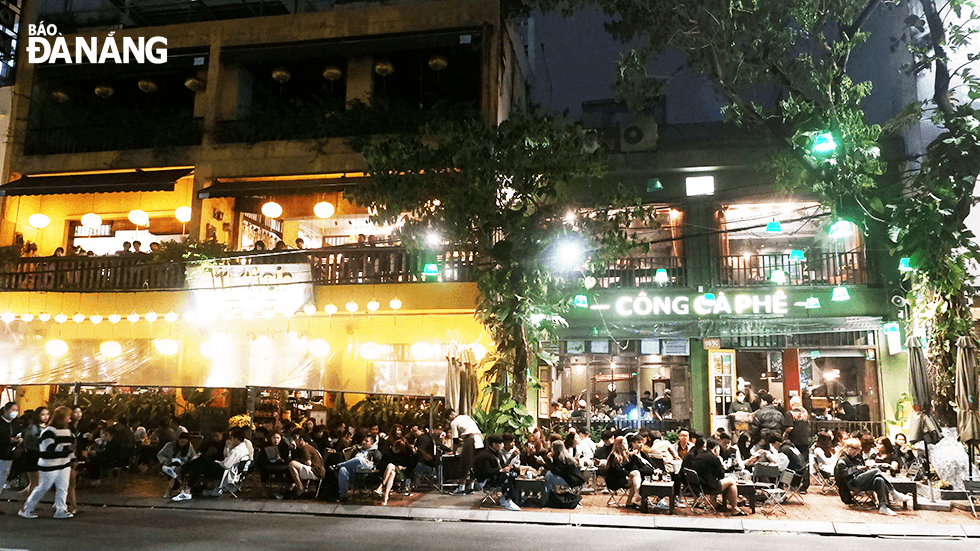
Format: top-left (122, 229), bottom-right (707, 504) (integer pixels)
top-left (198, 175), bottom-right (366, 199)
top-left (0, 168), bottom-right (194, 196)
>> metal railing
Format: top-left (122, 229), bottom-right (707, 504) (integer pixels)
top-left (714, 251), bottom-right (871, 287)
top-left (597, 256), bottom-right (687, 288)
top-left (0, 246), bottom-right (478, 292)
top-left (810, 419), bottom-right (885, 438)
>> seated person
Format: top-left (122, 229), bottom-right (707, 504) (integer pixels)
top-left (872, 437), bottom-right (901, 475)
top-left (573, 430), bottom-right (596, 467)
top-left (605, 436), bottom-right (642, 508)
top-left (690, 438), bottom-right (747, 516)
top-left (673, 429), bottom-right (694, 460)
top-left (716, 433), bottom-right (743, 473)
top-left (811, 431), bottom-right (837, 479)
top-left (472, 435), bottom-right (521, 511)
top-left (545, 440), bottom-right (586, 494)
top-left (178, 428), bottom-right (250, 500)
top-left (413, 423), bottom-right (451, 480)
top-left (288, 432), bottom-right (325, 497)
top-left (834, 437), bottom-right (912, 516)
top-left (501, 433), bottom-right (521, 469)
top-left (594, 430), bottom-right (615, 462)
top-left (892, 433), bottom-right (917, 471)
top-left (779, 431), bottom-right (807, 473)
top-left (334, 433), bottom-right (382, 502)
top-left (157, 431), bottom-right (197, 498)
top-left (644, 431), bottom-right (681, 472)
top-left (744, 433), bottom-right (790, 471)
top-left (375, 438), bottom-right (415, 506)
top-left (258, 431), bottom-right (291, 490)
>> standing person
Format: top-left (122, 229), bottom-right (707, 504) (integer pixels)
top-left (18, 409), bottom-right (43, 496)
top-left (727, 391), bottom-right (752, 434)
top-left (0, 402), bottom-right (23, 499)
top-left (446, 409), bottom-right (483, 493)
top-left (19, 406), bottom-right (75, 519)
top-left (653, 390), bottom-right (672, 419)
top-left (786, 396), bottom-right (811, 490)
top-left (749, 393), bottom-right (784, 442)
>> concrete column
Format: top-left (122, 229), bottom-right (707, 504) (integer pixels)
top-left (689, 340), bottom-right (709, 435)
top-left (782, 348), bottom-right (800, 404)
top-left (346, 56), bottom-right (373, 106)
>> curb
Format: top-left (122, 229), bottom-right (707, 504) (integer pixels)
top-left (14, 495), bottom-right (978, 538)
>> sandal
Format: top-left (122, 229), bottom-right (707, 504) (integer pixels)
top-left (625, 502), bottom-right (640, 510)
top-left (731, 509), bottom-right (748, 516)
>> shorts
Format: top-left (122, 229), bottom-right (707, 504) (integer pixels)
top-left (294, 463), bottom-right (319, 481)
top-left (25, 450), bottom-right (40, 473)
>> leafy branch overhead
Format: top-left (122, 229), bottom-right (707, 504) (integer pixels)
top-left (347, 112), bottom-right (653, 404)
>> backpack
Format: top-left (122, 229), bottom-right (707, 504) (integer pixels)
top-left (546, 486), bottom-right (582, 509)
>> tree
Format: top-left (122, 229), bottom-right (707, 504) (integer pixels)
top-left (524, 0), bottom-right (980, 424)
top-left (347, 113), bottom-right (650, 405)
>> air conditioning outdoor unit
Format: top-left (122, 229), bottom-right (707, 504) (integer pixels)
top-left (620, 115), bottom-right (658, 152)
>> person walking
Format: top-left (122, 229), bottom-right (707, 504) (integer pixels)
top-left (19, 406), bottom-right (75, 519)
top-left (0, 402), bottom-right (23, 499)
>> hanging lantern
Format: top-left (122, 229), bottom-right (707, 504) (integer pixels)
top-left (127, 312), bottom-right (140, 323)
top-left (359, 342), bottom-right (382, 360)
top-left (769, 269), bottom-right (787, 285)
top-left (1, 312), bottom-right (14, 324)
top-left (165, 311), bottom-right (179, 323)
top-left (832, 286), bottom-right (851, 302)
top-left (81, 213), bottom-right (103, 228)
top-left (271, 67), bottom-right (291, 83)
top-left (322, 65), bottom-right (343, 81)
top-left (428, 54), bottom-right (448, 71)
top-left (175, 206), bottom-right (192, 223)
top-left (28, 213), bottom-right (50, 229)
top-left (805, 296), bottom-right (821, 309)
top-left (389, 298), bottom-right (402, 310)
top-left (766, 221), bottom-right (782, 233)
top-left (100, 341), bottom-right (122, 358)
top-left (789, 249), bottom-right (806, 262)
top-left (90, 313), bottom-right (103, 325)
top-left (144, 311), bottom-right (158, 323)
top-left (261, 201), bottom-right (283, 218)
top-left (345, 301), bottom-right (358, 313)
top-left (107, 313), bottom-right (121, 324)
top-left (94, 83), bottom-right (114, 98)
top-left (128, 209), bottom-right (149, 226)
top-left (367, 299), bottom-right (380, 312)
top-left (38, 312), bottom-right (51, 322)
top-left (138, 78), bottom-right (158, 93)
top-left (324, 304), bottom-right (338, 316)
top-left (20, 313), bottom-right (34, 323)
top-left (303, 304), bottom-right (317, 316)
top-left (50, 89), bottom-right (70, 103)
top-left (374, 60), bottom-right (394, 76)
top-left (154, 338), bottom-right (180, 356)
top-left (184, 77), bottom-right (206, 92)
top-left (71, 312), bottom-right (85, 323)
top-left (54, 313), bottom-right (68, 324)
top-left (654, 269), bottom-right (669, 284)
top-left (314, 202), bottom-right (335, 218)
top-left (46, 339), bottom-right (69, 357)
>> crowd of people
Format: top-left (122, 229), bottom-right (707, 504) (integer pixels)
top-left (0, 394), bottom-right (924, 520)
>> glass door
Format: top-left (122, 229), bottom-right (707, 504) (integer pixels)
top-left (708, 349), bottom-right (736, 432)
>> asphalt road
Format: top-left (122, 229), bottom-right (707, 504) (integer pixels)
top-left (0, 508), bottom-right (974, 551)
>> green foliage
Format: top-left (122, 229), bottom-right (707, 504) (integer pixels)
top-left (347, 111), bottom-right (652, 404)
top-left (885, 392), bottom-right (914, 427)
top-left (150, 239), bottom-right (228, 264)
top-left (473, 386), bottom-right (536, 436)
top-left (325, 394), bottom-right (432, 430)
top-left (48, 390), bottom-right (175, 427)
top-left (0, 245), bottom-right (23, 267)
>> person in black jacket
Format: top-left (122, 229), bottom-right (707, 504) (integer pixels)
top-left (472, 435), bottom-right (521, 511)
top-left (0, 402), bottom-right (23, 498)
top-left (750, 393), bottom-right (785, 442)
top-left (689, 439), bottom-right (746, 515)
top-left (834, 437), bottom-right (911, 516)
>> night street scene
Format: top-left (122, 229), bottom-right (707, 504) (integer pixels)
top-left (1, 0), bottom-right (980, 549)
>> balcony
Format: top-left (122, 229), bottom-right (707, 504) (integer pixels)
top-left (713, 251), bottom-right (872, 287)
top-left (0, 246), bottom-right (477, 292)
top-left (24, 118), bottom-right (203, 156)
top-left (597, 256), bottom-right (687, 288)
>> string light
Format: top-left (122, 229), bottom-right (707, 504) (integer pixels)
top-left (144, 311), bottom-right (158, 323)
top-left (324, 304), bottom-right (338, 316)
top-left (165, 311), bottom-right (179, 323)
top-left (20, 313), bottom-right (34, 323)
top-left (38, 312), bottom-right (51, 322)
top-left (107, 313), bottom-right (121, 324)
top-left (367, 300), bottom-right (380, 312)
top-left (389, 298), bottom-right (402, 310)
top-left (71, 312), bottom-right (85, 323)
top-left (28, 214), bottom-right (51, 229)
top-left (127, 312), bottom-right (140, 323)
top-left (346, 301), bottom-right (358, 313)
top-left (90, 313), bottom-right (103, 325)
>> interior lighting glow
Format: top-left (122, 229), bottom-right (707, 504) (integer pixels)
top-left (107, 313), bottom-right (121, 324)
top-left (100, 341), bottom-right (122, 358)
top-left (470, 343), bottom-right (488, 361)
top-left (832, 286), bottom-right (851, 302)
top-left (263, 309), bottom-right (275, 319)
top-left (81, 213), bottom-right (103, 228)
top-left (46, 339), bottom-right (69, 357)
top-left (28, 213), bottom-right (51, 229)
top-left (345, 301), bottom-right (358, 313)
top-left (20, 313), bottom-right (34, 323)
top-left (144, 311), bottom-right (158, 323)
top-left (388, 298), bottom-right (402, 310)
top-left (72, 312), bottom-right (85, 323)
top-left (38, 312), bottom-right (51, 322)
top-left (308, 339), bottom-right (331, 357)
top-left (410, 342), bottom-right (434, 360)
top-left (165, 311), bottom-right (179, 323)
top-left (303, 304), bottom-right (317, 316)
top-left (127, 312), bottom-right (140, 323)
top-left (1, 312), bottom-right (15, 323)
top-left (314, 202), bottom-right (336, 218)
top-left (654, 269), bottom-right (669, 284)
top-left (324, 304), bottom-right (338, 315)
top-left (770, 269), bottom-right (787, 285)
top-left (128, 209), bottom-right (149, 226)
top-left (90, 313), bottom-right (103, 325)
top-left (367, 300), bottom-right (380, 312)
top-left (174, 206), bottom-right (192, 223)
top-left (182, 311), bottom-right (197, 322)
top-left (359, 342), bottom-right (382, 360)
top-left (241, 310), bottom-right (255, 320)
top-left (154, 338), bottom-right (179, 356)
top-left (685, 175), bottom-right (715, 197)
top-left (261, 201), bottom-right (283, 218)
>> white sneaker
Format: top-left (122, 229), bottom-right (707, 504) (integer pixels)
top-left (500, 498), bottom-right (521, 511)
top-left (891, 491), bottom-right (912, 503)
top-left (162, 466), bottom-right (178, 479)
top-left (53, 510), bottom-right (74, 519)
top-left (172, 491), bottom-right (192, 502)
top-left (18, 510), bottom-right (37, 519)
top-left (879, 506), bottom-right (897, 516)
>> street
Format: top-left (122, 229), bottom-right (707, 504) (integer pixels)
top-left (0, 508), bottom-right (974, 551)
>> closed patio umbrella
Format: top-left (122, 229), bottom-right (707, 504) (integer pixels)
top-left (445, 344), bottom-right (461, 412)
top-left (907, 336), bottom-right (941, 501)
top-left (955, 336), bottom-right (980, 476)
top-left (458, 347), bottom-right (478, 417)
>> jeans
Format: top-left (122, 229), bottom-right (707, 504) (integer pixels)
top-left (0, 459), bottom-right (12, 493)
top-left (848, 468), bottom-right (892, 505)
top-left (23, 467), bottom-right (70, 515)
top-left (337, 457), bottom-right (370, 498)
top-left (544, 471), bottom-right (568, 495)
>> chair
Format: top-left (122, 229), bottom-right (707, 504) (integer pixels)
top-left (752, 465), bottom-right (786, 514)
top-left (217, 459), bottom-right (252, 498)
top-left (963, 478), bottom-right (980, 518)
top-left (810, 466), bottom-right (837, 495)
top-left (479, 481), bottom-right (502, 506)
top-left (779, 469), bottom-right (805, 504)
top-left (682, 468), bottom-right (715, 515)
top-left (606, 487), bottom-right (628, 507)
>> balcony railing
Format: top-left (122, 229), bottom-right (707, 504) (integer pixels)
top-left (597, 256), bottom-right (687, 288)
top-left (24, 118), bottom-right (203, 156)
top-left (0, 246), bottom-right (477, 292)
top-left (713, 251), bottom-right (871, 287)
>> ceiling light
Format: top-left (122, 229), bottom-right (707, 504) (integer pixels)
top-left (308, 339), bottom-right (331, 357)
top-left (154, 338), bottom-right (179, 356)
top-left (28, 213), bottom-right (50, 229)
top-left (81, 213), bottom-right (103, 228)
top-left (261, 201), bottom-right (283, 218)
top-left (128, 209), bottom-right (149, 226)
top-left (314, 202), bottom-right (335, 218)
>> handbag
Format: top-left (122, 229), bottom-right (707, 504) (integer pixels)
top-left (546, 485), bottom-right (582, 509)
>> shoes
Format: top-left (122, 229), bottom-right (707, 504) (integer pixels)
top-left (203, 488), bottom-right (223, 497)
top-left (500, 497), bottom-right (521, 511)
top-left (624, 502), bottom-right (639, 510)
top-left (18, 510), bottom-right (37, 519)
top-left (53, 510), bottom-right (74, 519)
top-left (372, 487), bottom-right (384, 498)
top-left (162, 466), bottom-right (178, 479)
top-left (731, 509), bottom-right (748, 517)
top-left (674, 501), bottom-right (687, 508)
top-left (655, 498), bottom-right (670, 510)
top-left (891, 491), bottom-right (912, 503)
top-left (879, 505), bottom-right (897, 516)
top-left (172, 491), bottom-right (193, 502)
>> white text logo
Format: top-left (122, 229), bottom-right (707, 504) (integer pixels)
top-left (27, 23), bottom-right (167, 64)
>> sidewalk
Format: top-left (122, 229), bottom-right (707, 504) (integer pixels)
top-left (3, 473), bottom-right (979, 538)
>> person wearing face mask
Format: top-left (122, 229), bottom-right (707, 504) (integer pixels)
top-left (1, 402), bottom-right (23, 500)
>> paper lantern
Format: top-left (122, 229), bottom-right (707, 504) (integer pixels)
top-left (28, 214), bottom-right (50, 229)
top-left (314, 202), bottom-right (335, 218)
top-left (81, 213), bottom-right (103, 228)
top-left (175, 206), bottom-right (192, 223)
top-left (389, 298), bottom-right (402, 310)
top-left (94, 83), bottom-right (114, 98)
top-left (374, 60), bottom-right (394, 76)
top-left (324, 304), bottom-right (338, 316)
top-left (71, 312), bottom-right (85, 323)
top-left (261, 201), bottom-right (282, 218)
top-left (367, 300), bottom-right (380, 312)
top-left (90, 313), bottom-right (103, 325)
top-left (38, 312), bottom-right (51, 322)
top-left (100, 341), bottom-right (122, 358)
top-left (54, 313), bottom-right (68, 324)
top-left (428, 54), bottom-right (448, 71)
top-left (128, 209), bottom-right (149, 226)
top-left (138, 79), bottom-right (158, 93)
top-left (144, 311), bottom-right (158, 323)
top-left (107, 313), bottom-right (121, 324)
top-left (46, 339), bottom-right (69, 357)
top-left (322, 66), bottom-right (343, 81)
top-left (271, 67), bottom-right (291, 83)
top-left (154, 338), bottom-right (179, 356)
top-left (345, 301), bottom-right (358, 313)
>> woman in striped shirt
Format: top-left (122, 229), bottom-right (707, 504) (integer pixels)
top-left (19, 406), bottom-right (75, 519)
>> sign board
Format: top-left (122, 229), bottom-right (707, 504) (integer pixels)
top-left (702, 338), bottom-right (722, 350)
top-left (662, 339), bottom-right (691, 356)
top-left (594, 373), bottom-right (634, 383)
top-left (188, 262), bottom-right (313, 315)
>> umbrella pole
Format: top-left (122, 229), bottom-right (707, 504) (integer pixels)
top-left (925, 442), bottom-right (935, 502)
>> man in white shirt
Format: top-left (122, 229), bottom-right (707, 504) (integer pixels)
top-left (447, 409), bottom-right (483, 492)
top-left (574, 430), bottom-right (597, 466)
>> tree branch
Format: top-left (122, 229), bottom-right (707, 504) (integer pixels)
top-left (921, 0), bottom-right (955, 117)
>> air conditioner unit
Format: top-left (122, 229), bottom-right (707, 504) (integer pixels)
top-left (620, 115), bottom-right (658, 152)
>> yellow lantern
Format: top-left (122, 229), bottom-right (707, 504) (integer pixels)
top-left (314, 202), bottom-right (335, 218)
top-left (428, 54), bottom-right (448, 71)
top-left (28, 213), bottom-right (50, 229)
top-left (94, 83), bottom-right (114, 98)
top-left (374, 60), bottom-right (394, 76)
top-left (138, 78), bottom-right (158, 93)
top-left (261, 201), bottom-right (283, 218)
top-left (271, 67), bottom-right (291, 83)
top-left (322, 65), bottom-right (343, 81)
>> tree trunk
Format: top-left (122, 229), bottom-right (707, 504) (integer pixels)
top-left (512, 324), bottom-right (529, 406)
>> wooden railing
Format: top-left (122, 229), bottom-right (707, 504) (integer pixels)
top-left (713, 251), bottom-right (871, 287)
top-left (597, 256), bottom-right (687, 288)
top-left (0, 246), bottom-right (479, 292)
